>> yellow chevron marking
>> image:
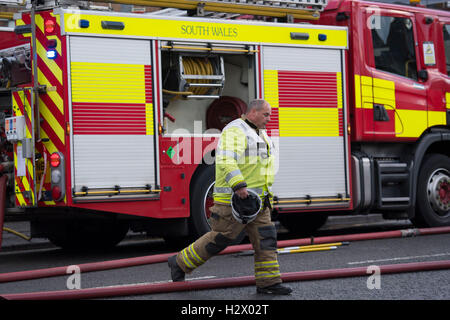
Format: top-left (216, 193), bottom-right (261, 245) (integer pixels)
top-left (36, 37), bottom-right (63, 85)
top-left (35, 67), bottom-right (64, 114)
top-left (13, 92), bottom-right (24, 117)
top-left (39, 97), bottom-right (65, 145)
top-left (12, 90), bottom-right (37, 206)
top-left (39, 129), bottom-right (58, 154)
top-left (45, 90), bottom-right (64, 114)
top-left (16, 191), bottom-right (27, 207)
top-left (27, 159), bottom-right (34, 180)
top-left (20, 176), bottom-right (31, 199)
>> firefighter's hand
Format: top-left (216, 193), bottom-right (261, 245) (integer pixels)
top-left (235, 187), bottom-right (249, 199)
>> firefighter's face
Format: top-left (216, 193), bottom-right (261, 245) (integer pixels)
top-left (248, 102), bottom-right (271, 129)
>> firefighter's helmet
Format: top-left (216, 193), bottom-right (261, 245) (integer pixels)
top-left (231, 189), bottom-right (262, 224)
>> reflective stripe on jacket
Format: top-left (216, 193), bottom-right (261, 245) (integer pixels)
top-left (214, 118), bottom-right (275, 204)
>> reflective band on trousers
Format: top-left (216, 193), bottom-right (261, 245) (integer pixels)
top-left (181, 244), bottom-right (205, 270)
top-left (254, 260), bottom-right (281, 279)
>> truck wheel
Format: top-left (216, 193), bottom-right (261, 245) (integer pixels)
top-left (414, 154), bottom-right (450, 227)
top-left (189, 165), bottom-right (215, 238)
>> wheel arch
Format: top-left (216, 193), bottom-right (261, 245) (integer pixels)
top-left (189, 149), bottom-right (216, 211)
top-left (186, 151), bottom-right (216, 238)
top-left (409, 128), bottom-right (450, 218)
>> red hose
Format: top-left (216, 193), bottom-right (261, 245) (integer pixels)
top-left (0, 253), bottom-right (173, 283)
top-left (221, 226), bottom-right (450, 253)
top-left (0, 175), bottom-right (8, 250)
top-left (2, 260), bottom-right (450, 300)
top-left (1, 226), bottom-right (450, 283)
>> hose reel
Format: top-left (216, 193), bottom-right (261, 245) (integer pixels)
top-left (162, 54), bottom-right (225, 99)
top-left (206, 96), bottom-right (247, 131)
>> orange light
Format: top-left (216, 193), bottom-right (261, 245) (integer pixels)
top-left (45, 19), bottom-right (55, 34)
top-left (50, 153), bottom-right (61, 167)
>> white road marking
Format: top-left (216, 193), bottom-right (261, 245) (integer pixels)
top-left (347, 253), bottom-right (450, 265)
top-left (90, 276), bottom-right (217, 289)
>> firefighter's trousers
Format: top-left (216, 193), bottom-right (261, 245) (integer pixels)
top-left (175, 203), bottom-right (282, 288)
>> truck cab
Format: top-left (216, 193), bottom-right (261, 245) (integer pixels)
top-left (314, 0), bottom-right (450, 227)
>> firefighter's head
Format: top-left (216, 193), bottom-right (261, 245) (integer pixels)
top-left (246, 99), bottom-right (271, 129)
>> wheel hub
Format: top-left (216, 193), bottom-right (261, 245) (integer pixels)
top-left (427, 169), bottom-right (450, 215)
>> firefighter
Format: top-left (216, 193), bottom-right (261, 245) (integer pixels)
top-left (168, 99), bottom-right (292, 295)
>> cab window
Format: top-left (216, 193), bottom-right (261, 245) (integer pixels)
top-left (443, 25), bottom-right (450, 76)
top-left (371, 16), bottom-right (417, 80)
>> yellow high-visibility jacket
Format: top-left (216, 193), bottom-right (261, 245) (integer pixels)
top-left (214, 117), bottom-right (275, 204)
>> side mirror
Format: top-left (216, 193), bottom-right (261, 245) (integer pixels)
top-left (418, 70), bottom-right (428, 81)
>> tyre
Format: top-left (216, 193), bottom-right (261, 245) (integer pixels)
top-left (189, 165), bottom-right (216, 238)
top-left (278, 213), bottom-right (328, 236)
top-left (414, 154), bottom-right (450, 227)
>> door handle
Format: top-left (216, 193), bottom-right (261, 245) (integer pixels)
top-left (373, 104), bottom-right (390, 122)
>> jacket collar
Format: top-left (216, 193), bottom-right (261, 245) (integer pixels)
top-left (241, 115), bottom-right (259, 135)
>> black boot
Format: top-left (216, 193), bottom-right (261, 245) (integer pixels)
top-left (257, 283), bottom-right (292, 295)
top-left (168, 255), bottom-right (185, 282)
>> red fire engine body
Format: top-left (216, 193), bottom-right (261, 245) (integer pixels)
top-left (0, 0), bottom-right (449, 249)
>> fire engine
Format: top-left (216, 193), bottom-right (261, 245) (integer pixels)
top-left (0, 0), bottom-right (449, 250)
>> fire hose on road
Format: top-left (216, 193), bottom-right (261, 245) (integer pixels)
top-left (2, 260), bottom-right (450, 300)
top-left (1, 226), bottom-right (450, 285)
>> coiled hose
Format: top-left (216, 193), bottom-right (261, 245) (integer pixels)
top-left (182, 57), bottom-right (214, 95)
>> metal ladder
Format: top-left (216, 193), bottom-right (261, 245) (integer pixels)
top-left (0, 0), bottom-right (329, 20)
top-left (89, 0), bottom-right (328, 20)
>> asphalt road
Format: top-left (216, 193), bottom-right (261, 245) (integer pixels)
top-left (0, 215), bottom-right (449, 302)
